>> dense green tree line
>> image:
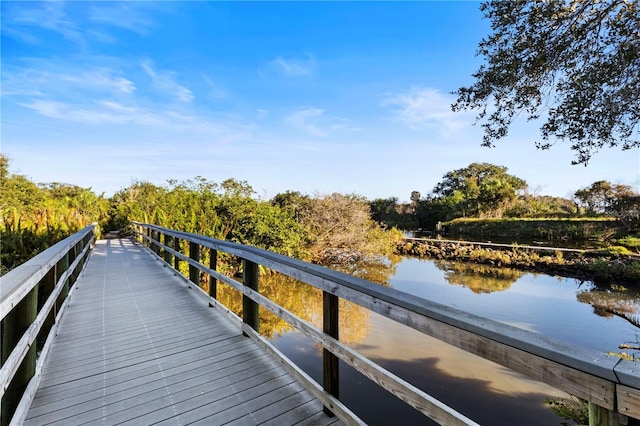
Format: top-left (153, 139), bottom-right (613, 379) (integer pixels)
top-left (2, 157), bottom-right (400, 275)
top-left (0, 155), bottom-right (110, 274)
top-left (371, 162), bottom-right (640, 232)
top-left (3, 155), bottom-right (636, 275)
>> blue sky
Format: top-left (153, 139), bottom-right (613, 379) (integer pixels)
top-left (2, 1), bottom-right (638, 202)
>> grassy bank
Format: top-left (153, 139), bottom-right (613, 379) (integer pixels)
top-left (441, 217), bottom-right (620, 244)
top-left (397, 239), bottom-right (640, 285)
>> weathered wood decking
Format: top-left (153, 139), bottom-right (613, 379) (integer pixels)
top-left (24, 238), bottom-right (340, 425)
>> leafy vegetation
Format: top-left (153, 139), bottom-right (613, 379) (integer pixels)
top-left (616, 236), bottom-right (640, 251)
top-left (371, 163), bottom-right (639, 247)
top-left (3, 154), bottom-right (638, 291)
top-left (0, 155), bottom-right (110, 274)
top-left (453, 0), bottom-right (639, 164)
top-left (545, 396), bottom-right (589, 426)
top-left (2, 156), bottom-right (400, 280)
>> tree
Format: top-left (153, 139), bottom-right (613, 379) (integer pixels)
top-left (453, 0), bottom-right (639, 164)
top-left (279, 192), bottom-right (401, 265)
top-left (574, 180), bottom-right (636, 215)
top-left (574, 180), bottom-right (639, 227)
top-left (431, 163), bottom-right (527, 218)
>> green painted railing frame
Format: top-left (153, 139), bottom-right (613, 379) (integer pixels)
top-left (0, 224), bottom-right (97, 426)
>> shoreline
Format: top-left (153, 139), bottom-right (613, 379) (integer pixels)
top-left (396, 238), bottom-right (640, 286)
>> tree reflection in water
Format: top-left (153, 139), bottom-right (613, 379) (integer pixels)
top-left (433, 260), bottom-right (525, 293)
top-left (195, 255), bottom-right (399, 343)
top-left (577, 285), bottom-right (640, 335)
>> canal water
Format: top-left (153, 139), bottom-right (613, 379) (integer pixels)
top-left (261, 256), bottom-right (640, 425)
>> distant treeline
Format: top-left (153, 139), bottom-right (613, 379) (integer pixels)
top-left (3, 157), bottom-right (638, 274)
top-left (1, 155), bottom-right (400, 277)
top-left (0, 156), bottom-right (110, 274)
top-left (369, 162), bottom-right (640, 235)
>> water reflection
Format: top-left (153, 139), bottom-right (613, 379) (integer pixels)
top-left (196, 254), bottom-right (640, 424)
top-left (201, 273), bottom-right (372, 343)
top-left (577, 286), bottom-right (640, 339)
top-left (433, 260), bottom-right (524, 293)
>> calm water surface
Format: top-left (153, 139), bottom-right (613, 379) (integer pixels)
top-left (267, 256), bottom-right (640, 425)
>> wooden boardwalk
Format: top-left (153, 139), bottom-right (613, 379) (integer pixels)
top-left (23, 238), bottom-right (340, 425)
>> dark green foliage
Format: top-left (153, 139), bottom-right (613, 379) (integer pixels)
top-left (369, 197), bottom-right (418, 230)
top-left (112, 179), bottom-right (310, 259)
top-left (443, 218), bottom-right (619, 243)
top-left (429, 162), bottom-right (527, 219)
top-left (1, 155), bottom-right (109, 274)
top-left (453, 0), bottom-right (640, 164)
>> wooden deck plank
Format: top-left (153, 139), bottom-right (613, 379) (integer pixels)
top-left (183, 381), bottom-right (314, 425)
top-left (223, 388), bottom-right (317, 425)
top-left (260, 399), bottom-right (333, 426)
top-left (31, 337), bottom-right (255, 401)
top-left (38, 331), bottom-right (240, 383)
top-left (27, 352), bottom-right (282, 424)
top-left (294, 411), bottom-right (343, 426)
top-left (144, 375), bottom-right (302, 425)
top-left (24, 239), bottom-right (341, 426)
top-left (27, 344), bottom-right (267, 417)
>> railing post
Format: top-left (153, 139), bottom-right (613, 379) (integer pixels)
top-left (173, 237), bottom-right (180, 271)
top-left (37, 267), bottom-right (57, 349)
top-left (150, 230), bottom-right (157, 254)
top-left (164, 234), bottom-right (174, 266)
top-left (146, 227), bottom-right (152, 248)
top-left (1, 285), bottom-right (38, 426)
top-left (189, 241), bottom-right (200, 286)
top-left (55, 252), bottom-right (69, 313)
top-left (588, 402), bottom-right (625, 426)
top-left (209, 248), bottom-right (217, 301)
top-left (323, 291), bottom-right (339, 416)
top-left (242, 259), bottom-right (259, 334)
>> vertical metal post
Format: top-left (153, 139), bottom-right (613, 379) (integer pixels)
top-left (173, 238), bottom-right (180, 271)
top-left (37, 267), bottom-right (57, 349)
top-left (164, 234), bottom-right (174, 266)
top-left (150, 230), bottom-right (157, 254)
top-left (242, 259), bottom-right (259, 335)
top-left (209, 248), bottom-right (218, 301)
top-left (1, 285), bottom-right (38, 426)
top-left (56, 252), bottom-right (69, 313)
top-left (322, 291), bottom-right (339, 416)
top-left (189, 241), bottom-right (200, 286)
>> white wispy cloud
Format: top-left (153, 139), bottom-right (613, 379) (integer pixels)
top-left (202, 75), bottom-right (228, 100)
top-left (2, 65), bottom-right (135, 98)
top-left (264, 54), bottom-right (315, 77)
top-left (381, 87), bottom-right (472, 135)
top-left (141, 60), bottom-right (194, 103)
top-left (285, 107), bottom-right (347, 137)
top-left (5, 60), bottom-right (244, 140)
top-left (19, 99), bottom-right (252, 142)
top-left (2, 1), bottom-right (165, 47)
top-left (19, 100), bottom-right (158, 125)
top-left (3, 2), bottom-right (85, 45)
top-left (89, 3), bottom-right (154, 35)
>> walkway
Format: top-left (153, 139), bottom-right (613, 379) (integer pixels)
top-left (24, 239), bottom-right (340, 425)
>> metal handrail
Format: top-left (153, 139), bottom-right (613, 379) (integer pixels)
top-left (133, 222), bottom-right (640, 425)
top-left (0, 224), bottom-right (96, 426)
